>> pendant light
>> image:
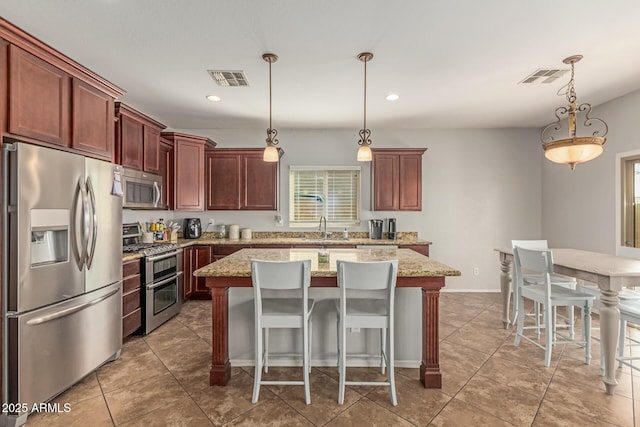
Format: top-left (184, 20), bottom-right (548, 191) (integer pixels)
top-left (357, 52), bottom-right (374, 162)
top-left (263, 53), bottom-right (280, 162)
top-left (541, 55), bottom-right (608, 170)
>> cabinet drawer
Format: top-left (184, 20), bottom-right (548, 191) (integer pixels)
top-left (122, 289), bottom-right (140, 316)
top-left (122, 308), bottom-right (141, 338)
top-left (123, 259), bottom-right (140, 277)
top-left (122, 274), bottom-right (141, 294)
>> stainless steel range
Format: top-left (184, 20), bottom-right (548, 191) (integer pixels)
top-left (123, 223), bottom-right (183, 334)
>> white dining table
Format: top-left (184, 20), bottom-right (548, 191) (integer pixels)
top-left (495, 247), bottom-right (640, 395)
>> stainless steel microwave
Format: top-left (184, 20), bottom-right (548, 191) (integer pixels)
top-left (122, 168), bottom-right (163, 209)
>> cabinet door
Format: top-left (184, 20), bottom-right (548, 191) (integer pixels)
top-left (398, 154), bottom-right (422, 211)
top-left (372, 153), bottom-right (399, 211)
top-left (71, 79), bottom-right (114, 160)
top-left (206, 152), bottom-right (241, 210)
top-left (119, 114), bottom-right (144, 170)
top-left (174, 139), bottom-right (205, 210)
top-left (158, 139), bottom-right (174, 209)
top-left (182, 247), bottom-right (194, 300)
top-left (193, 245), bottom-right (212, 297)
top-left (242, 153), bottom-right (279, 210)
top-left (8, 45), bottom-right (70, 146)
top-left (143, 126), bottom-right (161, 173)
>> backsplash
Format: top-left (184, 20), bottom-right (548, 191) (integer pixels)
top-left (122, 210), bottom-right (388, 233)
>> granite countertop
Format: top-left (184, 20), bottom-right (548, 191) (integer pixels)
top-left (123, 231), bottom-right (431, 262)
top-left (177, 231), bottom-right (431, 248)
top-left (194, 248), bottom-right (460, 278)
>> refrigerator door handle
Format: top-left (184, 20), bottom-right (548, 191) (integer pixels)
top-left (85, 176), bottom-right (98, 269)
top-left (153, 181), bottom-right (161, 208)
top-left (71, 177), bottom-right (87, 270)
top-left (25, 287), bottom-right (120, 326)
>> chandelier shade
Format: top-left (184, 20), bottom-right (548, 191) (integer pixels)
top-left (540, 55), bottom-right (607, 171)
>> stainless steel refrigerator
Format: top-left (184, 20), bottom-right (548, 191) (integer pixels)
top-left (1, 142), bottom-right (122, 426)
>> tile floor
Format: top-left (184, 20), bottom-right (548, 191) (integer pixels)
top-left (25, 293), bottom-right (639, 426)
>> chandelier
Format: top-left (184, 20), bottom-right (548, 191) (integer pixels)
top-left (263, 53), bottom-right (280, 162)
top-left (541, 55), bottom-right (608, 170)
top-left (357, 52), bottom-right (374, 162)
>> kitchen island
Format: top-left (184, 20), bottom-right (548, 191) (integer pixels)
top-left (194, 247), bottom-right (460, 389)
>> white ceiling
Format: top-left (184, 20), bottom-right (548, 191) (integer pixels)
top-left (2, 0), bottom-right (640, 131)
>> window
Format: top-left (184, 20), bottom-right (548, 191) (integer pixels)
top-left (289, 166), bottom-right (361, 227)
top-left (621, 155), bottom-right (640, 248)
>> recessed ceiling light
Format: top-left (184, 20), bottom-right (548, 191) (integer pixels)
top-left (206, 95), bottom-right (221, 102)
top-left (386, 94), bottom-right (399, 101)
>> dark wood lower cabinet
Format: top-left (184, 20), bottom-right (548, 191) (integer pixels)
top-left (400, 244), bottom-right (429, 256)
top-left (184, 245), bottom-right (213, 300)
top-left (122, 259), bottom-right (142, 340)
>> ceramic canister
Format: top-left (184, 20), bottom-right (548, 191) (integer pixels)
top-left (229, 224), bottom-right (240, 240)
top-left (241, 228), bottom-right (252, 240)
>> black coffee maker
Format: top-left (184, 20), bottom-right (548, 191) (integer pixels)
top-left (386, 218), bottom-right (397, 240)
top-left (369, 219), bottom-right (383, 240)
top-left (183, 218), bottom-right (202, 239)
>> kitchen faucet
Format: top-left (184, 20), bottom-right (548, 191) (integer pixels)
top-left (318, 216), bottom-right (329, 239)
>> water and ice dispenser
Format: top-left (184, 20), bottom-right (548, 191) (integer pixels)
top-left (30, 209), bottom-right (69, 266)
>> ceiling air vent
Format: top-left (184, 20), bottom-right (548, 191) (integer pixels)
top-left (519, 68), bottom-right (569, 84)
top-left (207, 70), bottom-right (250, 87)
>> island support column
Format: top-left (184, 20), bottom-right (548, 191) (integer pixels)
top-left (210, 287), bottom-right (231, 386)
top-left (420, 287), bottom-right (441, 388)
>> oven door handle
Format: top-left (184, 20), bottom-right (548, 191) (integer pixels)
top-left (145, 248), bottom-right (183, 262)
top-left (146, 271), bottom-right (182, 291)
top-left (146, 272), bottom-right (183, 291)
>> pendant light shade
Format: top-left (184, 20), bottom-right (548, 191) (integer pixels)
top-left (357, 52), bottom-right (374, 161)
top-left (263, 53), bottom-right (280, 162)
top-left (357, 145), bottom-right (372, 162)
top-left (540, 55), bottom-right (608, 170)
top-left (263, 145), bottom-right (279, 162)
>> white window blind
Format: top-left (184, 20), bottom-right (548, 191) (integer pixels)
top-left (289, 166), bottom-right (361, 227)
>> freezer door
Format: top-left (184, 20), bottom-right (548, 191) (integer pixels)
top-left (5, 143), bottom-right (85, 313)
top-left (84, 158), bottom-right (122, 292)
top-left (6, 282), bottom-right (122, 407)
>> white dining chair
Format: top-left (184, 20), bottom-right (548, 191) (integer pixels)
top-left (511, 240), bottom-right (578, 339)
top-left (617, 300), bottom-right (640, 371)
top-left (251, 259), bottom-right (314, 404)
top-left (575, 283), bottom-right (640, 374)
top-left (335, 260), bottom-right (398, 406)
top-left (513, 247), bottom-right (595, 367)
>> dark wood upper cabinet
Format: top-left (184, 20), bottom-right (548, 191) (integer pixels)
top-left (8, 45), bottom-right (70, 147)
top-left (143, 126), bottom-right (161, 173)
top-left (115, 103), bottom-right (164, 173)
top-left (2, 20), bottom-right (125, 160)
top-left (71, 79), bottom-right (114, 158)
top-left (206, 152), bottom-right (241, 210)
top-left (162, 132), bottom-right (216, 211)
top-left (158, 137), bottom-right (174, 210)
top-left (243, 152), bottom-right (279, 210)
top-left (206, 148), bottom-right (279, 211)
top-left (372, 148), bottom-right (426, 211)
